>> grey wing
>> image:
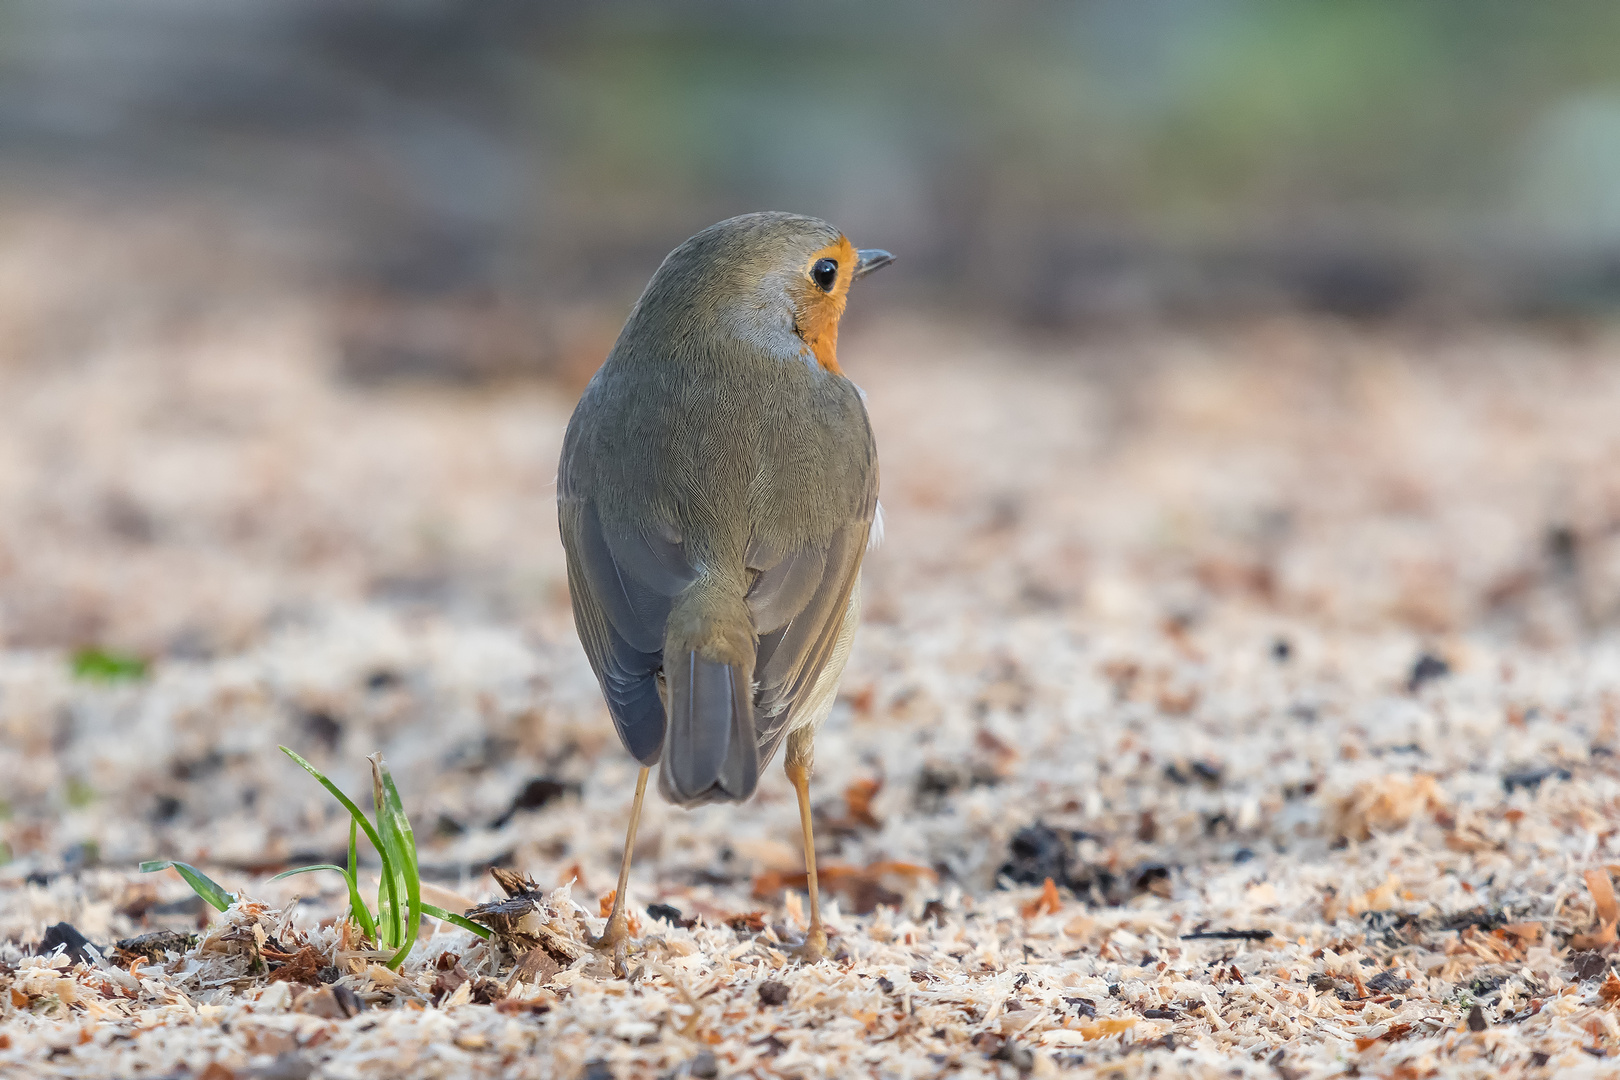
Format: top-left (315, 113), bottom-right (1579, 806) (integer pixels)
top-left (745, 518), bottom-right (871, 769)
top-left (558, 496), bottom-right (697, 765)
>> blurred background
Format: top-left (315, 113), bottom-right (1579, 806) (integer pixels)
top-left (6, 1), bottom-right (1620, 899)
top-left (8, 0), bottom-right (1620, 354)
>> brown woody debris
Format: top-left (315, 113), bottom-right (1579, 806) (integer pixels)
top-left (1571, 869), bottom-right (1619, 950)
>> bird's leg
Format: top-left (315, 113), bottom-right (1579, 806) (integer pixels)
top-left (784, 729), bottom-right (828, 962)
top-left (589, 765), bottom-right (650, 967)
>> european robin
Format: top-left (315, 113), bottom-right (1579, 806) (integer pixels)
top-left (558, 212), bottom-right (892, 962)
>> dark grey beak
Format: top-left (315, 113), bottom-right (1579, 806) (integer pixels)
top-left (854, 248), bottom-right (895, 279)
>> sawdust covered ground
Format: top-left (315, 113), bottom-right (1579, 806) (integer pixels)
top-left (5, 211), bottom-right (1620, 1077)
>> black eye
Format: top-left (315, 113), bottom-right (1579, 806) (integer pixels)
top-left (811, 258), bottom-right (838, 292)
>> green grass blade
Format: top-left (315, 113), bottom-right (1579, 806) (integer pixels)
top-left (343, 818), bottom-right (372, 936)
top-left (372, 754), bottom-right (422, 969)
top-left (379, 758), bottom-right (419, 902)
top-left (279, 746), bottom-right (401, 948)
top-left (268, 864), bottom-right (377, 942)
top-left (140, 860), bottom-right (233, 912)
top-left (346, 819), bottom-right (361, 928)
top-left (420, 903), bottom-right (492, 940)
top-left (369, 758), bottom-right (401, 949)
top-left (347, 818), bottom-right (358, 882)
top-left (269, 863), bottom-right (349, 881)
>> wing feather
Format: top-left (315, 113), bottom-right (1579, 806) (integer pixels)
top-left (747, 520), bottom-right (869, 767)
top-left (559, 497), bottom-right (696, 764)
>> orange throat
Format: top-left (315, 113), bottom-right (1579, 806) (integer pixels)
top-left (801, 320), bottom-right (842, 374)
top-left (795, 236), bottom-right (856, 374)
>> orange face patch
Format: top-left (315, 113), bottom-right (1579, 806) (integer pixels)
top-left (792, 236), bottom-right (858, 374)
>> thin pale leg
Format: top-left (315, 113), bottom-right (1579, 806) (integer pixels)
top-left (590, 765), bottom-right (650, 966)
top-left (785, 728), bottom-right (827, 962)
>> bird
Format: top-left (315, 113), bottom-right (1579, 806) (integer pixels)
top-left (557, 211), bottom-right (892, 963)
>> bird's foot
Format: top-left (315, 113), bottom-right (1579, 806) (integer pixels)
top-left (589, 913), bottom-right (632, 975)
top-left (588, 913), bottom-right (629, 951)
top-left (788, 926), bottom-right (829, 963)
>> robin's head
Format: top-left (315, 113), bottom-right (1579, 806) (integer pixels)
top-left (626, 212), bottom-right (893, 375)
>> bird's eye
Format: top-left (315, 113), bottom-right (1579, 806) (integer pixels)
top-left (810, 258), bottom-right (838, 292)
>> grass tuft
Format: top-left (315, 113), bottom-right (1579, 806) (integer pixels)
top-left (273, 747), bottom-right (489, 967)
top-left (143, 747), bottom-right (489, 969)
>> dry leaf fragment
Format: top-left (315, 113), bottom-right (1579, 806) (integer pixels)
top-left (490, 867), bottom-right (543, 898)
top-left (1590, 868), bottom-right (1619, 924)
top-left (752, 860), bottom-right (936, 915)
top-left (974, 728), bottom-right (1020, 780)
top-left (843, 777), bottom-right (883, 829)
top-left (432, 963), bottom-right (468, 1002)
top-left (1331, 774), bottom-right (1446, 841)
top-left (268, 945), bottom-right (323, 985)
top-left (1156, 685), bottom-right (1199, 716)
top-left (727, 911), bottom-right (767, 933)
top-left (1022, 877), bottom-right (1061, 918)
top-left (1444, 827), bottom-right (1496, 854)
top-left (507, 947), bottom-right (562, 990)
top-left (841, 683), bottom-right (876, 716)
top-left (1354, 1022), bottom-right (1414, 1050)
top-left (494, 993), bottom-right (554, 1016)
top-left (559, 862), bottom-right (590, 893)
top-left (1601, 971), bottom-right (1620, 1006)
top-left (1348, 876), bottom-right (1402, 916)
top-left (1571, 869), bottom-right (1619, 950)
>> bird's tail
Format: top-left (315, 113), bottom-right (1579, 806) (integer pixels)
top-left (659, 582), bottom-right (759, 805)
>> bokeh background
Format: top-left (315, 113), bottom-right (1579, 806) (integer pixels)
top-left (11, 0), bottom-right (1620, 354)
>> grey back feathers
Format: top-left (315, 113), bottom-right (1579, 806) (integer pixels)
top-left (558, 212), bottom-right (878, 807)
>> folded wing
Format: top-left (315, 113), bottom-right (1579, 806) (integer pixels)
top-left (558, 498), bottom-right (696, 764)
top-left (745, 522), bottom-right (869, 766)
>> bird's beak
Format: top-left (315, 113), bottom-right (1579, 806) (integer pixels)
top-left (853, 249), bottom-right (895, 279)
